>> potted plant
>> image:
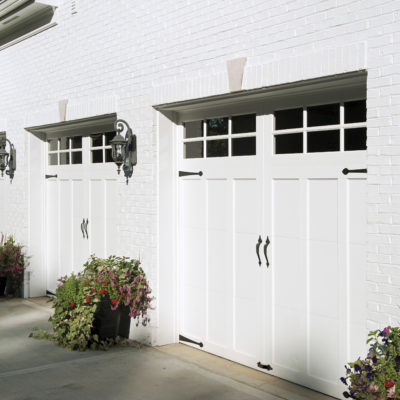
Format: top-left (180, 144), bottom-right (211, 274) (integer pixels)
top-left (32, 255), bottom-right (153, 351)
top-left (341, 326), bottom-right (400, 399)
top-left (0, 234), bottom-right (25, 297)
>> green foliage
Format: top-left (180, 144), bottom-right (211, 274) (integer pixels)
top-left (0, 234), bottom-right (26, 296)
top-left (342, 326), bottom-right (400, 399)
top-left (31, 255), bottom-right (153, 351)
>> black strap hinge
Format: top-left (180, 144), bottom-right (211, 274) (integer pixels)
top-left (179, 334), bottom-right (203, 348)
top-left (179, 171), bottom-right (203, 177)
top-left (257, 362), bottom-right (273, 370)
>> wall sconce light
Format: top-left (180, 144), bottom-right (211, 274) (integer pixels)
top-left (0, 132), bottom-right (16, 182)
top-left (110, 119), bottom-right (137, 184)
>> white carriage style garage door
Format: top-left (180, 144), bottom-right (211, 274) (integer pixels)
top-left (178, 91), bottom-right (367, 398)
top-left (45, 121), bottom-right (119, 293)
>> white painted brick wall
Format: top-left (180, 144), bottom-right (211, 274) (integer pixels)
top-left (0, 0), bottom-right (399, 338)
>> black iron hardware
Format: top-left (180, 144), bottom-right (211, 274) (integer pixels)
top-left (256, 235), bottom-right (262, 266)
top-left (84, 218), bottom-right (89, 239)
top-left (81, 219), bottom-right (86, 239)
top-left (179, 334), bottom-right (204, 348)
top-left (263, 236), bottom-right (270, 267)
top-left (257, 362), bottom-right (273, 371)
top-left (45, 174), bottom-right (58, 179)
top-left (342, 168), bottom-right (367, 175)
top-left (179, 171), bottom-right (203, 177)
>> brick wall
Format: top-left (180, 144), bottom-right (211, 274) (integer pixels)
top-left (0, 0), bottom-right (399, 334)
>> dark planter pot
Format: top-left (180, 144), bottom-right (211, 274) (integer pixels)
top-left (0, 277), bottom-right (6, 297)
top-left (93, 298), bottom-right (131, 340)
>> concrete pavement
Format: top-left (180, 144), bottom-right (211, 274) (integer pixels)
top-left (0, 298), bottom-right (334, 400)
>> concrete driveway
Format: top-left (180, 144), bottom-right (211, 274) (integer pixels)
top-left (0, 298), bottom-right (335, 400)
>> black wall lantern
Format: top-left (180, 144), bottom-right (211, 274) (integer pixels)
top-left (110, 119), bottom-right (137, 184)
top-left (0, 132), bottom-right (16, 182)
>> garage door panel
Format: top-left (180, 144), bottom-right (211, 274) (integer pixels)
top-left (274, 238), bottom-right (304, 310)
top-left (105, 180), bottom-right (119, 255)
top-left (181, 180), bottom-right (205, 229)
top-left (348, 179), bottom-right (367, 244)
top-left (59, 180), bottom-right (72, 278)
top-left (234, 296), bottom-right (261, 358)
top-left (309, 315), bottom-right (340, 383)
top-left (273, 305), bottom-right (306, 373)
top-left (207, 289), bottom-right (231, 347)
top-left (309, 241), bottom-right (339, 319)
top-left (89, 180), bottom-right (105, 258)
top-left (309, 179), bottom-right (338, 242)
top-left (72, 179), bottom-right (87, 273)
top-left (273, 179), bottom-right (301, 238)
top-left (234, 179), bottom-right (260, 234)
top-left (46, 181), bottom-right (59, 291)
top-left (182, 285), bottom-right (206, 340)
top-left (182, 227), bottom-right (206, 289)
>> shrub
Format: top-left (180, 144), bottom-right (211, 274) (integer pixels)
top-left (342, 326), bottom-right (400, 399)
top-left (31, 255), bottom-right (153, 351)
top-left (0, 234), bottom-right (26, 296)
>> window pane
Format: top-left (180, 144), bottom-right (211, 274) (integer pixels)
top-left (307, 104), bottom-right (339, 127)
top-left (59, 137), bottom-right (69, 150)
top-left (104, 132), bottom-right (115, 146)
top-left (91, 134), bottom-right (103, 147)
top-left (71, 136), bottom-right (82, 149)
top-left (345, 100), bottom-right (366, 123)
top-left (185, 121), bottom-right (203, 138)
top-left (71, 151), bottom-right (82, 164)
top-left (48, 153), bottom-right (58, 165)
top-left (232, 114), bottom-right (256, 134)
top-left (275, 133), bottom-right (303, 154)
top-left (60, 152), bottom-right (70, 165)
top-left (48, 139), bottom-right (58, 151)
top-left (275, 108), bottom-right (303, 130)
top-left (92, 149), bottom-right (103, 163)
top-left (345, 128), bottom-right (367, 151)
top-left (207, 139), bottom-right (228, 157)
top-left (105, 148), bottom-right (113, 162)
top-left (307, 130), bottom-right (340, 153)
top-left (206, 118), bottom-right (228, 136)
top-left (184, 142), bottom-right (203, 159)
top-left (232, 137), bottom-right (256, 156)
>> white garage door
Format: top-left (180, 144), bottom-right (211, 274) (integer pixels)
top-left (45, 131), bottom-right (118, 293)
top-left (178, 99), bottom-right (367, 398)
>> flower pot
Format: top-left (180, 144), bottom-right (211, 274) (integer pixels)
top-left (93, 298), bottom-right (131, 340)
top-left (0, 277), bottom-right (6, 296)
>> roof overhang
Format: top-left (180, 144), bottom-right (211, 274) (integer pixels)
top-left (25, 113), bottom-right (117, 141)
top-left (154, 71), bottom-right (367, 123)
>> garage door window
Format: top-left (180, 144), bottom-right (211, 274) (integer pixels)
top-left (274, 100), bottom-right (366, 154)
top-left (90, 132), bottom-right (114, 164)
top-left (47, 132), bottom-right (115, 166)
top-left (48, 136), bottom-right (83, 165)
top-left (184, 114), bottom-right (256, 159)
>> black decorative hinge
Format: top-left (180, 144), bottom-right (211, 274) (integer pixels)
top-left (179, 171), bottom-right (203, 177)
top-left (342, 168), bottom-right (367, 175)
top-left (257, 362), bottom-right (273, 371)
top-left (179, 334), bottom-right (204, 348)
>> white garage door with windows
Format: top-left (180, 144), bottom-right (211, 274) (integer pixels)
top-left (177, 88), bottom-right (367, 398)
top-left (43, 120), bottom-right (119, 293)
